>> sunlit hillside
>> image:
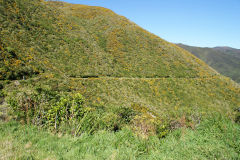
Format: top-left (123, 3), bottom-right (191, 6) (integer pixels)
top-left (1, 0), bottom-right (240, 122)
top-left (0, 1), bottom-right (217, 80)
top-left (0, 1), bottom-right (240, 159)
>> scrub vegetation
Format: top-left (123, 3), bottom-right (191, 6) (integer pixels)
top-left (0, 0), bottom-right (240, 159)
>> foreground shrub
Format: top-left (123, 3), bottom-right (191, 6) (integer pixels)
top-left (131, 103), bottom-right (169, 138)
top-left (7, 88), bottom-right (139, 135)
top-left (7, 88), bottom-right (171, 138)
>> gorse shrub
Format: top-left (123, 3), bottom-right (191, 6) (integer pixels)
top-left (0, 0), bottom-right (218, 80)
top-left (0, 0), bottom-right (69, 80)
top-left (0, 40), bottom-right (38, 80)
top-left (131, 103), bottom-right (169, 138)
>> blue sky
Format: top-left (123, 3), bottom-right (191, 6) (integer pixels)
top-left (61, 0), bottom-right (240, 49)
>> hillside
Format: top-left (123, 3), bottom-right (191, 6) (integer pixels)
top-left (0, 0), bottom-right (240, 159)
top-left (177, 44), bottom-right (240, 83)
top-left (1, 0), bottom-right (240, 122)
top-left (0, 1), bottom-right (217, 80)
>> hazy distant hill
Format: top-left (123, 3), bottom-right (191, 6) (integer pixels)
top-left (214, 46), bottom-right (240, 59)
top-left (177, 44), bottom-right (240, 83)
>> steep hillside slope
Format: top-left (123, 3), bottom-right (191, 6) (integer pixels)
top-left (177, 44), bottom-right (240, 83)
top-left (0, 0), bottom-right (240, 125)
top-left (0, 0), bottom-right (217, 80)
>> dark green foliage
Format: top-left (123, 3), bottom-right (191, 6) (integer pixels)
top-left (0, 83), bottom-right (3, 91)
top-left (235, 107), bottom-right (240, 123)
top-left (116, 106), bottom-right (136, 123)
top-left (0, 82), bottom-right (5, 104)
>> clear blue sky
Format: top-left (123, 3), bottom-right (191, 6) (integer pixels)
top-left (61, 0), bottom-right (240, 49)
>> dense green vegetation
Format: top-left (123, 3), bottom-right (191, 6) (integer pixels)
top-left (5, 75), bottom-right (240, 125)
top-left (177, 44), bottom-right (240, 83)
top-left (0, 0), bottom-right (240, 159)
top-left (6, 86), bottom-right (168, 137)
top-left (1, 115), bottom-right (239, 160)
top-left (0, 0), bottom-right (216, 80)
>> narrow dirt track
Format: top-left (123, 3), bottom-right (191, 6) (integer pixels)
top-left (69, 76), bottom-right (217, 80)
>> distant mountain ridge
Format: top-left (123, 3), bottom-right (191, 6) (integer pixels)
top-left (177, 44), bottom-right (240, 83)
top-left (213, 46), bottom-right (240, 59)
top-left (214, 46), bottom-right (240, 50)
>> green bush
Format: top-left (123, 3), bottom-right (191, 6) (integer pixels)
top-left (130, 103), bottom-right (169, 138)
top-left (46, 93), bottom-right (85, 128)
top-left (7, 88), bottom-right (82, 126)
top-left (7, 88), bottom-right (142, 135)
top-left (116, 106), bottom-right (136, 123)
